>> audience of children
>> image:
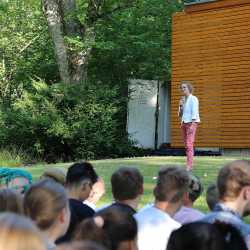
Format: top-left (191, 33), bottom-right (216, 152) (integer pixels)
top-left (1, 159), bottom-right (250, 250)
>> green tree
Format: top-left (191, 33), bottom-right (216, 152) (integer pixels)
top-left (42, 0), bottom-right (136, 84)
top-left (0, 0), bottom-right (184, 161)
top-left (88, 0), bottom-right (183, 84)
top-left (0, 0), bottom-right (58, 106)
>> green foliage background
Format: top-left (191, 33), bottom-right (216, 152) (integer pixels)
top-left (0, 0), bottom-right (183, 162)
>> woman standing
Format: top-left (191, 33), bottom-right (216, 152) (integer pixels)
top-left (178, 81), bottom-right (200, 171)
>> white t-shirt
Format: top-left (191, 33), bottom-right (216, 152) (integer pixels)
top-left (135, 205), bottom-right (181, 250)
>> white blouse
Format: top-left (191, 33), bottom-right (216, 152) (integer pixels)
top-left (181, 94), bottom-right (200, 123)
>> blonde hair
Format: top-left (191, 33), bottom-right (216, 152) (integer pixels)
top-left (0, 189), bottom-right (23, 214)
top-left (218, 160), bottom-right (250, 201)
top-left (24, 179), bottom-right (68, 230)
top-left (180, 80), bottom-right (193, 93)
top-left (0, 212), bottom-right (46, 250)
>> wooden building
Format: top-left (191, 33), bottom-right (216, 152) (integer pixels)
top-left (171, 0), bottom-right (250, 149)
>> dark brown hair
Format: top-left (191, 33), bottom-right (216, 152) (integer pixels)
top-left (111, 166), bottom-right (143, 200)
top-left (66, 162), bottom-right (98, 187)
top-left (0, 189), bottom-right (23, 214)
top-left (75, 206), bottom-right (137, 250)
top-left (167, 222), bottom-right (247, 250)
top-left (206, 183), bottom-right (219, 211)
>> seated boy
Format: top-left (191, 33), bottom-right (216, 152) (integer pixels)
top-left (58, 162), bottom-right (98, 242)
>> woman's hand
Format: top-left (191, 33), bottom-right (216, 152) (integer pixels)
top-left (179, 96), bottom-right (185, 107)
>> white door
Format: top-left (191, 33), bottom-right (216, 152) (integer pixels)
top-left (127, 80), bottom-right (157, 148)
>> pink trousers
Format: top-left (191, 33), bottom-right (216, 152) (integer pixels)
top-left (181, 123), bottom-right (198, 170)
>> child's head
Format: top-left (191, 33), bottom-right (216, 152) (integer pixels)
top-left (41, 168), bottom-right (66, 185)
top-left (66, 162), bottom-right (98, 201)
top-left (75, 206), bottom-right (138, 250)
top-left (0, 168), bottom-right (32, 194)
top-left (111, 166), bottom-right (143, 201)
top-left (154, 167), bottom-right (189, 207)
top-left (206, 183), bottom-right (219, 211)
top-left (0, 188), bottom-right (23, 214)
top-left (167, 222), bottom-right (247, 250)
top-left (0, 212), bottom-right (46, 250)
top-left (24, 179), bottom-right (70, 240)
top-left (187, 174), bottom-right (203, 203)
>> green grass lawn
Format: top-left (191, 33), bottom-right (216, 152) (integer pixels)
top-left (18, 156), bottom-right (250, 213)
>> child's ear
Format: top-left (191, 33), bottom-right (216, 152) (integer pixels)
top-left (81, 182), bottom-right (88, 191)
top-left (243, 186), bottom-right (250, 200)
top-left (183, 191), bottom-right (189, 202)
top-left (58, 208), bottom-right (66, 223)
top-left (81, 180), bottom-right (91, 191)
top-left (138, 186), bottom-right (144, 195)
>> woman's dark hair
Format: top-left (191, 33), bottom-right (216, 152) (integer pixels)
top-left (167, 222), bottom-right (247, 250)
top-left (74, 206), bottom-right (137, 250)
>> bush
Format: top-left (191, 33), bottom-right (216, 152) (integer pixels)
top-left (0, 147), bottom-right (30, 167)
top-left (0, 80), bottom-right (134, 162)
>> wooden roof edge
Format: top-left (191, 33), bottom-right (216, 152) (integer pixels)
top-left (185, 0), bottom-right (250, 13)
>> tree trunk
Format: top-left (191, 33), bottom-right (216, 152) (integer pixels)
top-left (42, 0), bottom-right (93, 84)
top-left (61, 0), bottom-right (94, 84)
top-left (42, 0), bottom-right (132, 84)
top-left (42, 0), bottom-right (71, 84)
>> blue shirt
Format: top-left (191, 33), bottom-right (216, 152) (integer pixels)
top-left (202, 203), bottom-right (250, 243)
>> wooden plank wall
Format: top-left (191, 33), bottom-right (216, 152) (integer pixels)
top-left (171, 0), bottom-right (250, 148)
